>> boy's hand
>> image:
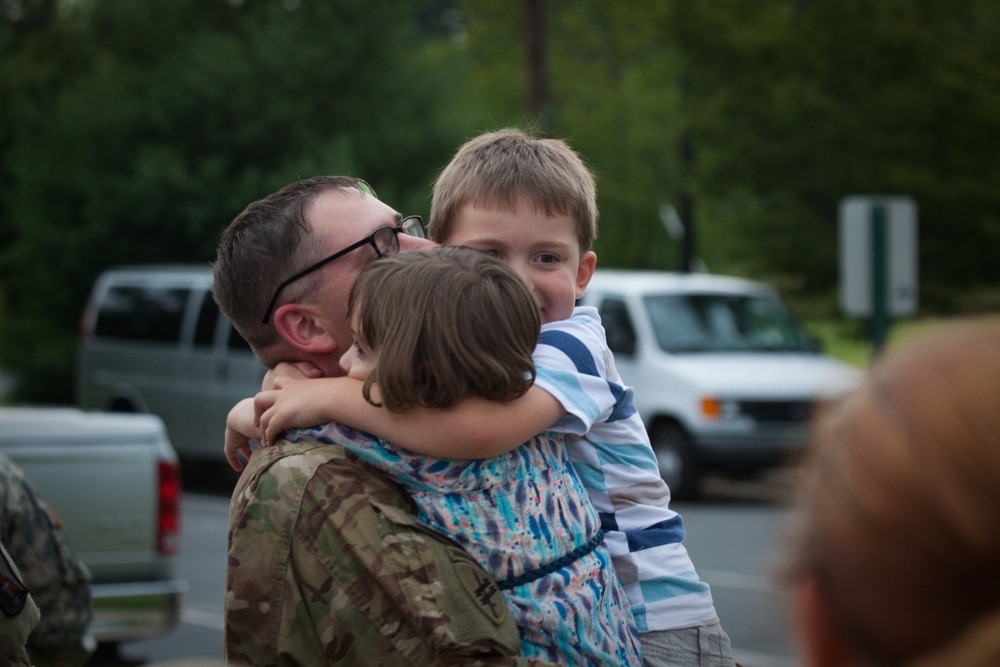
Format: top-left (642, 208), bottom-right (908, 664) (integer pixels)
top-left (224, 397), bottom-right (261, 472)
top-left (262, 361), bottom-right (323, 390)
top-left (255, 376), bottom-right (342, 447)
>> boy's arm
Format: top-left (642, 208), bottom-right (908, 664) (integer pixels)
top-left (255, 377), bottom-right (565, 459)
top-left (224, 397), bottom-right (261, 472)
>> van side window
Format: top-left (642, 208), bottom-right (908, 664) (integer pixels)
top-left (598, 298), bottom-right (637, 356)
top-left (193, 295), bottom-right (220, 347)
top-left (94, 286), bottom-right (190, 343)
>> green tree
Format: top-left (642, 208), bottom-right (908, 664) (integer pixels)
top-left (458, 0), bottom-right (1000, 307)
top-left (0, 0), bottom-right (479, 402)
top-left (662, 0), bottom-right (1000, 306)
top-left (457, 0), bottom-right (685, 270)
top-left (4, 0), bottom-right (1000, 403)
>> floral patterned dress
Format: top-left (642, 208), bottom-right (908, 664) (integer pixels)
top-left (289, 424), bottom-right (642, 666)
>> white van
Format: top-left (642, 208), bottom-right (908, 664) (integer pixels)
top-left (578, 270), bottom-right (863, 498)
top-left (76, 265), bottom-right (267, 462)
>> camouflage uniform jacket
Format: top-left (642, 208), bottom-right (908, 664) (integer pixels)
top-left (225, 439), bottom-right (556, 667)
top-left (0, 454), bottom-right (93, 667)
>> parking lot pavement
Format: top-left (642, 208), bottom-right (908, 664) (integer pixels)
top-left (697, 465), bottom-right (801, 505)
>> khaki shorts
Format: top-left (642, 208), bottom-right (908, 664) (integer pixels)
top-left (640, 623), bottom-right (737, 667)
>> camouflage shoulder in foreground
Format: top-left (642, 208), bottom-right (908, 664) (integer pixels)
top-left (0, 540), bottom-right (40, 666)
top-left (225, 438), bottom-right (556, 666)
top-left (0, 454), bottom-right (93, 667)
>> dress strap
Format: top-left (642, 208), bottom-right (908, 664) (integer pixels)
top-left (495, 529), bottom-right (606, 591)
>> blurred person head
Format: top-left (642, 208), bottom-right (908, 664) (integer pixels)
top-left (787, 318), bottom-right (1000, 667)
top-left (428, 128), bottom-right (597, 324)
top-left (213, 176), bottom-right (433, 377)
top-left (343, 246), bottom-right (538, 414)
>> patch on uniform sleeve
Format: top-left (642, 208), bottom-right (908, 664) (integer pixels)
top-left (0, 546), bottom-right (29, 616)
top-left (449, 547), bottom-right (507, 627)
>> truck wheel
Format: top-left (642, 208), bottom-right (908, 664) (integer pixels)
top-left (649, 422), bottom-right (701, 500)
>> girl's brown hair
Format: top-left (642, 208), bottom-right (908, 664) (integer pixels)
top-left (789, 318), bottom-right (1000, 665)
top-left (348, 246), bottom-right (539, 412)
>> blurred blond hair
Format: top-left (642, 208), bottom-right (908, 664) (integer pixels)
top-left (789, 317), bottom-right (1000, 665)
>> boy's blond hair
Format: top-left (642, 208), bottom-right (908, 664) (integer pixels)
top-left (429, 128), bottom-right (598, 251)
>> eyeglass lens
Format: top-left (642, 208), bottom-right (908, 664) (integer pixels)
top-left (372, 226), bottom-right (400, 257)
top-left (400, 215), bottom-right (425, 238)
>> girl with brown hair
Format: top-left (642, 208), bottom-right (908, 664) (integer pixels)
top-left (267, 246), bottom-right (641, 665)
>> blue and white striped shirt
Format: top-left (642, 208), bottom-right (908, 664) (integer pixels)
top-left (533, 306), bottom-right (719, 632)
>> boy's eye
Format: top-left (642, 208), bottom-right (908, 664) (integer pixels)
top-left (353, 341), bottom-right (366, 359)
top-left (481, 248), bottom-right (504, 260)
top-left (536, 253), bottom-right (560, 264)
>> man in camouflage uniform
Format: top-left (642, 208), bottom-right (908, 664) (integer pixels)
top-left (215, 176), bottom-right (554, 665)
top-left (0, 453), bottom-right (94, 667)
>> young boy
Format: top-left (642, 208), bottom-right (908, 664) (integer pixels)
top-left (239, 129), bottom-right (736, 666)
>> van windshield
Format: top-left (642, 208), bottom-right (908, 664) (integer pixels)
top-left (643, 293), bottom-right (817, 354)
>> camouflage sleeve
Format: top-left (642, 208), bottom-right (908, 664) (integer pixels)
top-left (0, 454), bottom-right (93, 667)
top-left (226, 440), bottom-right (558, 667)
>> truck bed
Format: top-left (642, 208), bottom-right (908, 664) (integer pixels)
top-left (0, 407), bottom-right (187, 643)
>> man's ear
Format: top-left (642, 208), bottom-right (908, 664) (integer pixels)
top-left (273, 304), bottom-right (338, 354)
top-left (575, 250), bottom-right (597, 300)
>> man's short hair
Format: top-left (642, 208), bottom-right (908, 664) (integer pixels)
top-left (213, 175), bottom-right (370, 353)
top-left (429, 128), bottom-right (598, 250)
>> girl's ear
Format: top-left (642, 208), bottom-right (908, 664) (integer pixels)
top-left (273, 304), bottom-right (338, 354)
top-left (795, 574), bottom-right (854, 667)
top-left (575, 250), bottom-right (597, 300)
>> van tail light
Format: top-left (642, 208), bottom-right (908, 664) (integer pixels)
top-left (157, 460), bottom-right (181, 555)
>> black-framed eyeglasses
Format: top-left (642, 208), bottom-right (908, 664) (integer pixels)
top-left (261, 215), bottom-right (425, 323)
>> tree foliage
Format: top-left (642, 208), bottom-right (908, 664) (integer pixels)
top-left (659, 0), bottom-right (1000, 304)
top-left (2, 0), bottom-right (999, 402)
top-left (0, 0), bottom-right (479, 401)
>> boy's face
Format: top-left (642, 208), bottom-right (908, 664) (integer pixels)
top-left (443, 195), bottom-right (596, 324)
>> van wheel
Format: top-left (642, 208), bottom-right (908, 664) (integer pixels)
top-left (649, 422), bottom-right (700, 500)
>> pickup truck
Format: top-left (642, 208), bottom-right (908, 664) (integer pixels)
top-left (0, 406), bottom-right (187, 650)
